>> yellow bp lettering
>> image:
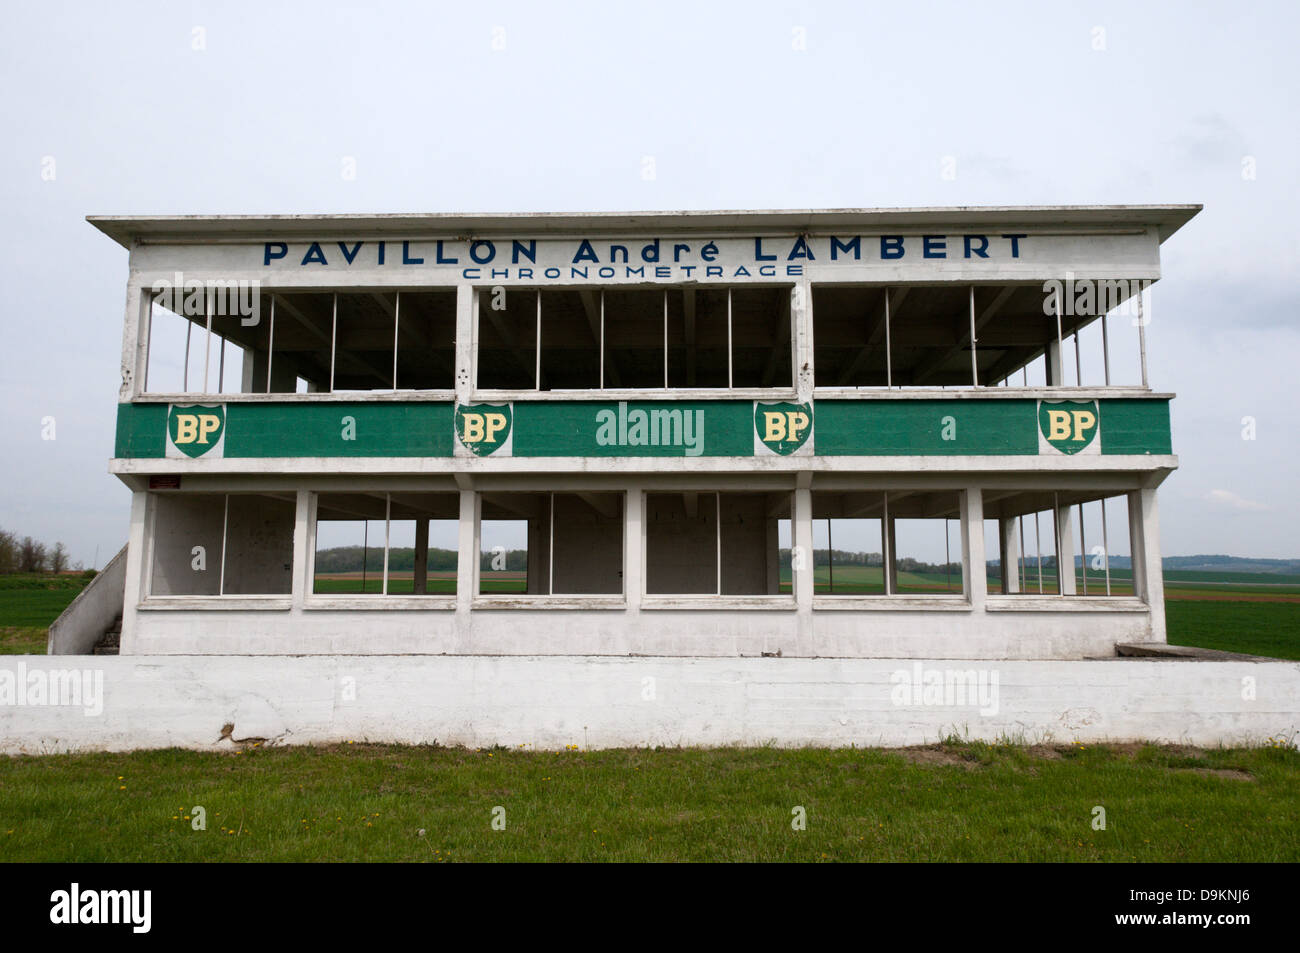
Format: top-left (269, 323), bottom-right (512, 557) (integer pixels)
top-left (484, 413), bottom-right (507, 443)
top-left (786, 412), bottom-right (809, 441)
top-left (762, 412), bottom-right (787, 442)
top-left (1046, 410), bottom-right (1072, 441)
top-left (196, 414), bottom-right (220, 443)
top-left (462, 414), bottom-right (485, 443)
top-left (174, 414), bottom-right (199, 443)
top-left (1072, 410), bottom-right (1095, 441)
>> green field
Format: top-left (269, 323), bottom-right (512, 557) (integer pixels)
top-left (312, 571), bottom-right (525, 594)
top-left (0, 741), bottom-right (1296, 862)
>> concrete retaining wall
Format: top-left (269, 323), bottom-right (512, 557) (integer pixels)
top-left (2, 655), bottom-right (1296, 754)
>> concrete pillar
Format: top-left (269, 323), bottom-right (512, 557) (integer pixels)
top-left (456, 489), bottom-right (477, 610)
top-left (1055, 501), bottom-right (1077, 594)
top-left (765, 516), bottom-right (780, 595)
top-left (1135, 488), bottom-right (1166, 642)
top-left (118, 489), bottom-right (150, 655)
top-left (793, 485), bottom-right (814, 607)
top-left (1128, 490), bottom-right (1147, 601)
top-left (526, 500), bottom-right (552, 595)
top-left (793, 280), bottom-right (814, 402)
top-left (1000, 517), bottom-right (1021, 593)
top-left (963, 489), bottom-right (986, 607)
top-left (625, 488), bottom-right (643, 608)
top-left (883, 516), bottom-right (898, 595)
top-left (1046, 338), bottom-right (1065, 387)
top-left (291, 490), bottom-right (311, 609)
top-left (413, 519), bottom-right (428, 595)
top-left (456, 287), bottom-right (475, 398)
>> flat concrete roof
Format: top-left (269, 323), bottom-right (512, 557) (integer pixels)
top-left (88, 204), bottom-right (1202, 249)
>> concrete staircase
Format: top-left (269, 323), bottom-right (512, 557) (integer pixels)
top-left (48, 544), bottom-right (127, 655)
top-left (92, 614), bottom-right (122, 655)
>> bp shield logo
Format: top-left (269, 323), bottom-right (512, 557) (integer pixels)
top-left (455, 403), bottom-right (512, 457)
top-left (166, 404), bottom-right (225, 458)
top-left (754, 401), bottom-right (813, 456)
top-left (1038, 400), bottom-right (1100, 455)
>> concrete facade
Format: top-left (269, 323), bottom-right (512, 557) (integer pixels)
top-left (88, 206), bottom-right (1199, 661)
top-left (2, 655), bottom-right (1296, 753)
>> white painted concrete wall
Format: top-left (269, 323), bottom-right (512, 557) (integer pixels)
top-left (1, 655), bottom-right (1293, 753)
top-left (122, 601), bottom-right (1155, 658)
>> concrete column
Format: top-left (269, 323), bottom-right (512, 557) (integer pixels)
top-left (1128, 489), bottom-right (1147, 601)
top-left (793, 280), bottom-right (814, 401)
top-left (1136, 487), bottom-right (1166, 642)
top-left (625, 488), bottom-right (643, 609)
top-left (291, 490), bottom-right (311, 610)
top-left (765, 515), bottom-right (780, 595)
top-left (456, 287), bottom-right (475, 399)
top-left (793, 485), bottom-right (814, 607)
top-left (1055, 501), bottom-right (1077, 594)
top-left (456, 489), bottom-right (477, 610)
top-left (1000, 518), bottom-right (1021, 593)
top-left (883, 517), bottom-right (899, 595)
top-left (1046, 338), bottom-right (1064, 387)
top-left (413, 519), bottom-right (428, 595)
top-left (118, 489), bottom-right (150, 655)
top-left (122, 277), bottom-right (144, 399)
top-left (963, 489), bottom-right (986, 608)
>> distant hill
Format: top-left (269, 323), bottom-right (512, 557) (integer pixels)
top-left (990, 554), bottom-right (1300, 574)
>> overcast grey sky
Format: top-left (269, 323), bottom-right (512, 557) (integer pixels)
top-left (1, 0), bottom-right (1297, 566)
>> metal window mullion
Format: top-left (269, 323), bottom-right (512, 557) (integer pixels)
top-left (382, 493), bottom-right (391, 595)
top-left (1074, 331), bottom-right (1083, 387)
top-left (218, 494), bottom-right (229, 596)
top-left (1034, 510), bottom-right (1043, 593)
top-left (266, 296), bottom-right (276, 393)
top-left (1052, 493), bottom-right (1062, 596)
top-left (827, 518), bottom-right (834, 594)
top-left (727, 290), bottom-right (733, 389)
top-left (663, 290), bottom-right (668, 389)
top-left (1137, 291), bottom-right (1149, 387)
top-left (535, 291), bottom-right (542, 390)
top-left (1101, 312), bottom-right (1111, 385)
top-left (549, 492), bottom-right (556, 595)
top-left (202, 300), bottom-right (213, 392)
top-left (969, 286), bottom-right (978, 387)
top-left (716, 492), bottom-right (722, 595)
top-left (1078, 502), bottom-right (1088, 595)
top-left (1101, 497), bottom-right (1112, 596)
top-left (885, 289), bottom-right (892, 388)
top-left (218, 337), bottom-right (225, 394)
top-left (882, 492), bottom-right (892, 595)
top-left (1018, 515), bottom-right (1027, 591)
top-left (392, 292), bottom-right (400, 391)
top-left (183, 319), bottom-right (192, 391)
top-left (599, 292), bottom-right (605, 390)
top-left (1054, 291), bottom-right (1064, 387)
top-left (329, 293), bottom-right (338, 392)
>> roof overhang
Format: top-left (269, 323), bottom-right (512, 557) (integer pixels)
top-left (87, 204), bottom-right (1202, 249)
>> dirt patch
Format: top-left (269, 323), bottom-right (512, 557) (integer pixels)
top-left (1024, 745), bottom-right (1065, 760)
top-left (1181, 767), bottom-right (1255, 781)
top-left (894, 747), bottom-right (980, 770)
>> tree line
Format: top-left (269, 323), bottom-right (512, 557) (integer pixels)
top-left (0, 530), bottom-right (76, 574)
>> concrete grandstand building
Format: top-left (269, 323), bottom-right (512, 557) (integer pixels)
top-left (77, 205), bottom-right (1198, 660)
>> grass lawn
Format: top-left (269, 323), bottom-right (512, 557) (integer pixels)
top-left (1, 741), bottom-right (1296, 862)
